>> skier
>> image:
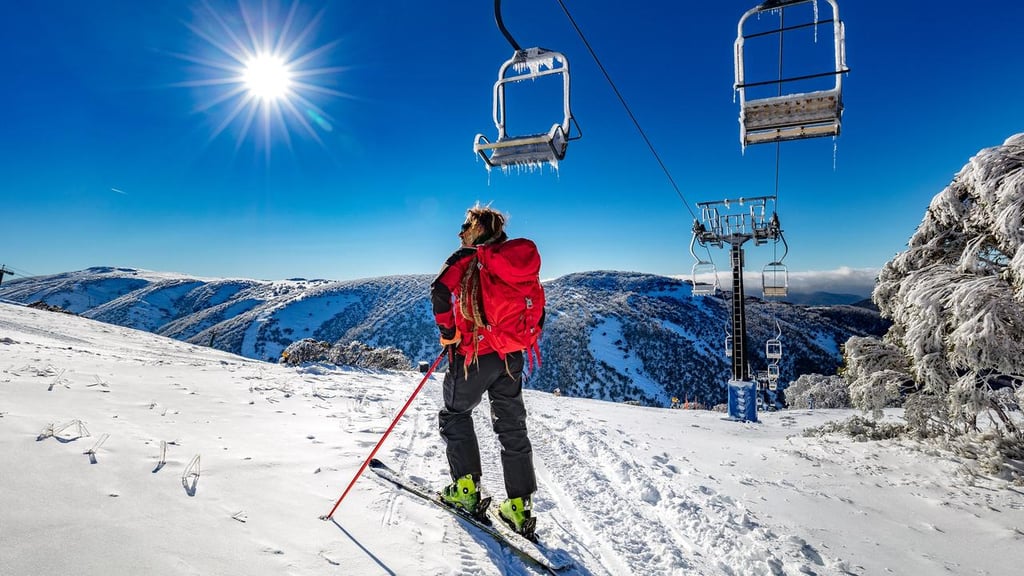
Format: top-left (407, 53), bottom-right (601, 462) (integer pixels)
top-left (430, 204), bottom-right (543, 537)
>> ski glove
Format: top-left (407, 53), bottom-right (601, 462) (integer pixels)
top-left (439, 326), bottom-right (461, 347)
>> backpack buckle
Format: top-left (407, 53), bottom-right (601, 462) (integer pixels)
top-left (524, 297), bottom-right (533, 309)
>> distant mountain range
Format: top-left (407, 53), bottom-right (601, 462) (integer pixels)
top-left (779, 291), bottom-right (874, 307)
top-left (0, 267), bottom-right (888, 407)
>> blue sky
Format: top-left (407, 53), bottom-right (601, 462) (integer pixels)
top-left (2, 1), bottom-right (1022, 293)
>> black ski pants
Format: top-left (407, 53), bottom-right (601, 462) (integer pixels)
top-left (438, 350), bottom-right (537, 499)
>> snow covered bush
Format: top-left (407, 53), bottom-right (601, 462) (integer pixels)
top-left (280, 338), bottom-right (411, 371)
top-left (871, 134), bottom-right (1024, 464)
top-left (327, 340), bottom-right (411, 371)
top-left (902, 393), bottom-right (948, 439)
top-left (784, 373), bottom-right (850, 409)
top-left (843, 336), bottom-right (909, 419)
top-left (802, 415), bottom-right (906, 442)
top-left (280, 338), bottom-right (329, 365)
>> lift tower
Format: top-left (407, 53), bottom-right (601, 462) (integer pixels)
top-left (692, 196), bottom-right (783, 421)
top-left (0, 265), bottom-right (14, 287)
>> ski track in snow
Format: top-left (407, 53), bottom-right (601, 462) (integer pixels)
top-left (358, 376), bottom-right (842, 576)
top-left (281, 352), bottom-right (869, 576)
top-left (428, 391), bottom-right (848, 576)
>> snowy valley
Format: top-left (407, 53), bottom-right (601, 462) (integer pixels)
top-left (0, 268), bottom-right (885, 409)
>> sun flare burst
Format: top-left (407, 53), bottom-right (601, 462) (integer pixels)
top-left (243, 53), bottom-right (293, 102)
top-left (172, 0), bottom-right (350, 159)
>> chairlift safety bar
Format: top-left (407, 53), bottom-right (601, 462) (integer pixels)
top-left (736, 69), bottom-right (848, 90)
top-left (742, 18), bottom-right (835, 40)
top-left (493, 48), bottom-right (572, 141)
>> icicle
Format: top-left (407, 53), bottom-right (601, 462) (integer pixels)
top-left (497, 157), bottom-right (557, 176)
top-left (512, 52), bottom-right (561, 76)
top-left (812, 0), bottom-right (819, 43)
top-left (833, 136), bottom-right (838, 171)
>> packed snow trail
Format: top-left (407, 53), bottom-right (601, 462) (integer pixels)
top-left (368, 375), bottom-right (850, 576)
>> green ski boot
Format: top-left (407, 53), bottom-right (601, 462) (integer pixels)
top-left (498, 496), bottom-right (536, 539)
top-left (441, 474), bottom-right (485, 516)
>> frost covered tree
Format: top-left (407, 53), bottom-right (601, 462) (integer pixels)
top-left (872, 134), bottom-right (1024, 457)
top-left (785, 373), bottom-right (849, 409)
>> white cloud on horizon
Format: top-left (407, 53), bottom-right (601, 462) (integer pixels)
top-left (786, 267), bottom-right (879, 296)
top-left (686, 266), bottom-right (879, 297)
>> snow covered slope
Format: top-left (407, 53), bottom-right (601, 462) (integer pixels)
top-left (1, 302), bottom-right (1020, 575)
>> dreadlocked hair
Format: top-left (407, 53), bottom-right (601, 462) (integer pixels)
top-left (457, 205), bottom-right (509, 372)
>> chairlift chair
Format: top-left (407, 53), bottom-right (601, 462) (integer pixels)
top-left (767, 362), bottom-right (780, 380)
top-left (689, 229), bottom-right (720, 297)
top-left (762, 262), bottom-right (789, 298)
top-left (725, 334), bottom-right (734, 358)
top-left (762, 229), bottom-right (789, 298)
top-left (474, 47), bottom-right (580, 169)
top-left (766, 320), bottom-right (783, 361)
top-left (734, 0), bottom-right (848, 146)
top-left (691, 261), bottom-right (720, 297)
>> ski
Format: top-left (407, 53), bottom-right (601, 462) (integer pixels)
top-left (368, 459), bottom-right (571, 574)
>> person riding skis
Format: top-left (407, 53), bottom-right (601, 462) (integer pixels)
top-left (430, 204), bottom-right (544, 537)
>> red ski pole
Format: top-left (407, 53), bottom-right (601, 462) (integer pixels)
top-left (320, 348), bottom-right (446, 520)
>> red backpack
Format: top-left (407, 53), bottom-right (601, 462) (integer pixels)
top-left (475, 238), bottom-right (545, 370)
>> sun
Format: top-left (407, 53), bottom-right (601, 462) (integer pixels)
top-left (243, 53), bottom-right (293, 102)
top-left (172, 1), bottom-right (349, 157)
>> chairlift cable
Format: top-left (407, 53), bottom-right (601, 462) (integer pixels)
top-left (4, 264), bottom-right (40, 278)
top-left (773, 8), bottom-right (786, 266)
top-left (553, 0), bottom-right (697, 221)
top-left (493, 0), bottom-right (522, 51)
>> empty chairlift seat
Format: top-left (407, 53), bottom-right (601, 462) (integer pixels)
top-left (474, 48), bottom-right (579, 170)
top-left (734, 0), bottom-right (848, 147)
top-left (690, 226), bottom-right (721, 297)
top-left (741, 89), bottom-right (842, 145)
top-left (762, 262), bottom-right (789, 298)
top-left (692, 261), bottom-right (721, 296)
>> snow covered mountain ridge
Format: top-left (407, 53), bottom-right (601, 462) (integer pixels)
top-left (0, 268), bottom-right (887, 407)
